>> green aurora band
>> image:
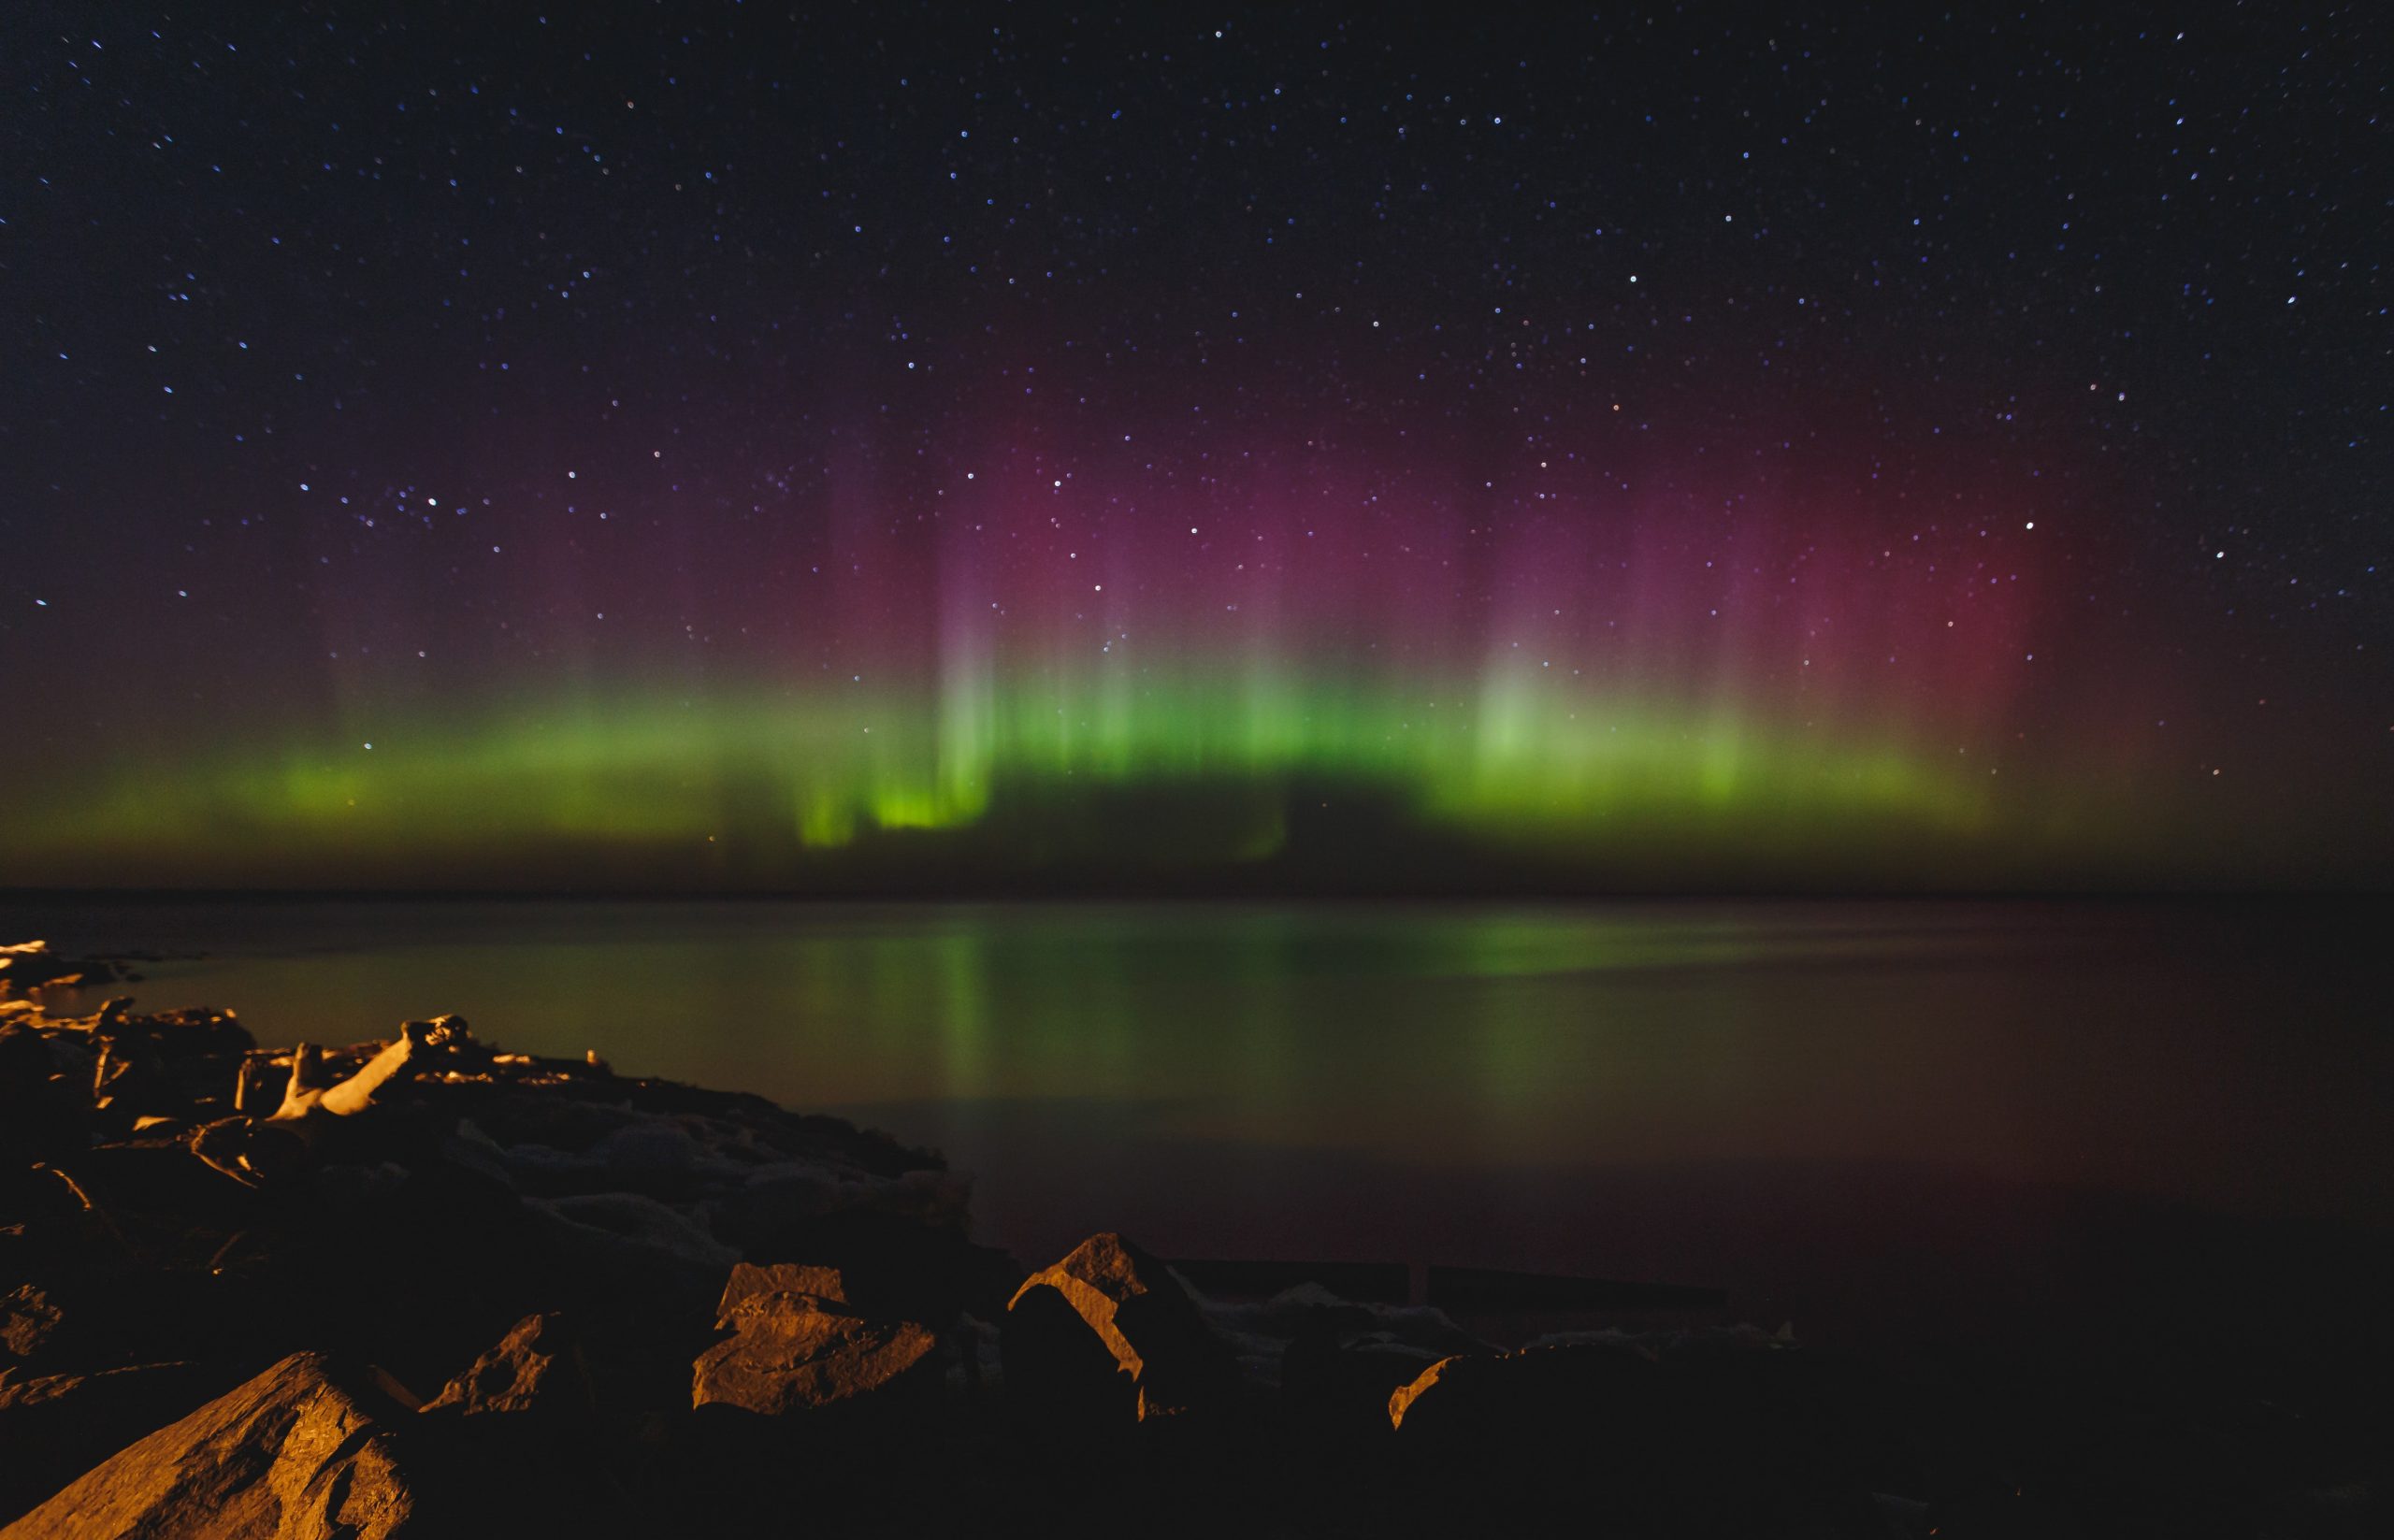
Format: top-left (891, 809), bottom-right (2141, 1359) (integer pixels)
top-left (1, 667), bottom-right (2171, 889)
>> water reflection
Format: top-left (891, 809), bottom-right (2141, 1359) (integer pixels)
top-left (12, 898), bottom-right (2389, 1344)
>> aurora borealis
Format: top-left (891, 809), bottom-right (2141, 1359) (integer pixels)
top-left (4, 5), bottom-right (2388, 890)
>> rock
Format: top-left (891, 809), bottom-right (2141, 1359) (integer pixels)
top-left (420, 1314), bottom-right (590, 1421)
top-left (231, 1055), bottom-right (280, 1115)
top-left (276, 1160), bottom-right (563, 1400)
top-left (1282, 1327), bottom-right (1444, 1430)
top-left (585, 1117), bottom-right (706, 1179)
top-left (0, 942), bottom-right (134, 995)
top-left (1382, 1338), bottom-right (1888, 1531)
top-left (0, 1287), bottom-right (63, 1365)
top-left (0, 1028), bottom-right (87, 1169)
top-left (1388, 1341), bottom-right (1663, 1445)
top-left (40, 1137), bottom-right (268, 1264)
top-left (703, 1168), bottom-right (973, 1263)
top-left (90, 1029), bottom-right (171, 1130)
top-left (405, 1317), bottom-right (636, 1539)
top-left (0, 1361), bottom-right (244, 1524)
top-left (1003, 1280), bottom-right (1134, 1426)
top-left (691, 1293), bottom-right (942, 1417)
top-left (715, 1262), bottom-right (846, 1321)
top-left (1378, 1345), bottom-right (1680, 1530)
top-left (0, 939), bottom-right (54, 983)
top-left (0, 1271), bottom-right (270, 1384)
top-left (1202, 1282), bottom-right (1494, 1397)
top-left (1003, 1232), bottom-right (1235, 1423)
top-left (535, 1191), bottom-right (739, 1275)
top-left (134, 1007), bottom-right (252, 1060)
top-left (0, 1351), bottom-right (422, 1539)
top-left (737, 1208), bottom-right (1017, 1324)
top-left (186, 1115), bottom-right (315, 1190)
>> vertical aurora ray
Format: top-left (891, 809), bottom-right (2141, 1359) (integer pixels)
top-left (1, 662), bottom-right (2091, 887)
top-left (0, 423), bottom-right (2321, 888)
top-left (6, 6), bottom-right (2388, 898)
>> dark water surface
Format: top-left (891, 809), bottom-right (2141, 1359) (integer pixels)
top-left (11, 897), bottom-right (2389, 1348)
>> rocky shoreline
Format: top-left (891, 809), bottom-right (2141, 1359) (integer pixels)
top-left (1, 939), bottom-right (2379, 1537)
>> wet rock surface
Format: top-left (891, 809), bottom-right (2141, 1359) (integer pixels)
top-left (1, 947), bottom-right (2386, 1537)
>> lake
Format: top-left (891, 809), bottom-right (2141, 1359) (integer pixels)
top-left (9, 896), bottom-right (2389, 1350)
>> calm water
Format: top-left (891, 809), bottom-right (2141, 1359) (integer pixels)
top-left (11, 898), bottom-right (2390, 1346)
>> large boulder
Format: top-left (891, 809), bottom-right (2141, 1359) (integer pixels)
top-left (0, 1361), bottom-right (246, 1525)
top-left (714, 1261), bottom-right (846, 1317)
top-left (1002, 1232), bottom-right (1235, 1423)
top-left (691, 1292), bottom-right (942, 1418)
top-left (0, 1351), bottom-right (422, 1539)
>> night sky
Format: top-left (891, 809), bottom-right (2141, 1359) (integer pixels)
top-left (4, 3), bottom-right (2388, 891)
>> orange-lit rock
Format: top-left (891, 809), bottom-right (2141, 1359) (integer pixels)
top-left (1003, 1232), bottom-right (1234, 1422)
top-left (1, 1351), bottom-right (421, 1539)
top-left (420, 1313), bottom-right (590, 1421)
top-left (0, 1361), bottom-right (243, 1525)
top-left (1387, 1341), bottom-right (1660, 1441)
top-left (0, 1286), bottom-right (63, 1366)
top-left (714, 1261), bottom-right (846, 1322)
top-left (691, 1293), bottom-right (940, 1417)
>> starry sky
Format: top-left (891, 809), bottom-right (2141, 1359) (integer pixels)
top-left (2, 3), bottom-right (2387, 891)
